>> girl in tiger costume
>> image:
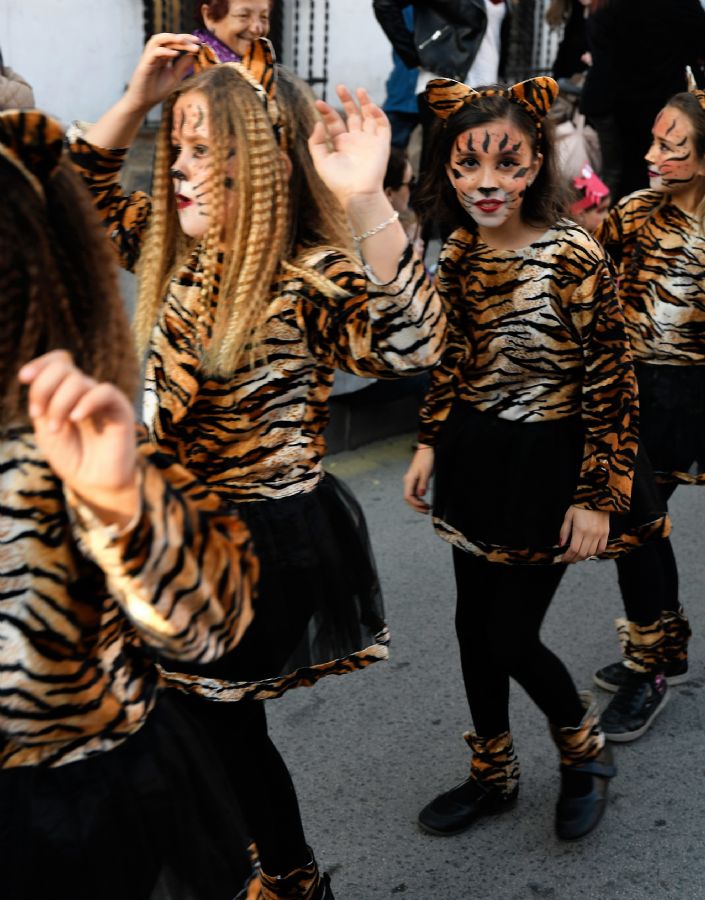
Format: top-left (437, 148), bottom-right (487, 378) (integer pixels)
top-left (591, 72), bottom-right (705, 740)
top-left (403, 76), bottom-right (670, 841)
top-left (68, 34), bottom-right (445, 900)
top-left (0, 109), bottom-right (260, 899)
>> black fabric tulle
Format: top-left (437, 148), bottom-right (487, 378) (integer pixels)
top-left (163, 472), bottom-right (386, 684)
top-left (0, 694), bottom-right (251, 900)
top-left (433, 400), bottom-right (667, 563)
top-left (635, 362), bottom-right (705, 484)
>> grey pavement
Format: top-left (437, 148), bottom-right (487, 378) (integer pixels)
top-left (266, 434), bottom-right (705, 900)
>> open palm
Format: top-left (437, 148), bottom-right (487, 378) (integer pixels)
top-left (309, 85), bottom-right (391, 204)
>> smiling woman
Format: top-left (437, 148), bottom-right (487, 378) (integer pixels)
top-left (194, 0), bottom-right (271, 61)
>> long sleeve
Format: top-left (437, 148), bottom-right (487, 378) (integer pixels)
top-left (570, 257), bottom-right (639, 512)
top-left (68, 442), bottom-right (258, 663)
top-left (301, 244), bottom-right (446, 377)
top-left (417, 256), bottom-right (467, 444)
top-left (66, 127), bottom-right (151, 272)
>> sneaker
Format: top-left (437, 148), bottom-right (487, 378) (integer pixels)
top-left (417, 777), bottom-right (518, 836)
top-left (600, 673), bottom-right (669, 742)
top-left (594, 659), bottom-right (688, 693)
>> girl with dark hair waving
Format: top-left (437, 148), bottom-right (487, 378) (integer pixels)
top-left (0, 110), bottom-right (258, 900)
top-left (403, 77), bottom-right (669, 841)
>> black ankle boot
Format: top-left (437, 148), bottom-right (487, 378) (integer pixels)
top-left (556, 745), bottom-right (617, 840)
top-left (418, 730), bottom-right (520, 836)
top-left (551, 693), bottom-right (617, 841)
top-left (418, 775), bottom-right (519, 835)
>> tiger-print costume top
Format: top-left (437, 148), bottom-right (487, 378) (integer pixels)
top-left (419, 223), bottom-right (639, 514)
top-left (594, 189), bottom-right (705, 365)
top-left (0, 431), bottom-right (256, 768)
top-left (67, 133), bottom-right (445, 504)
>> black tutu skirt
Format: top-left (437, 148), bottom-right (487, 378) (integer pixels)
top-left (635, 362), bottom-right (705, 485)
top-left (160, 472), bottom-right (388, 702)
top-left (0, 693), bottom-right (251, 900)
top-left (433, 401), bottom-right (669, 565)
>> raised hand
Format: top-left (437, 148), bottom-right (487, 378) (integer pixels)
top-left (309, 85), bottom-right (392, 206)
top-left (124, 33), bottom-right (201, 114)
top-left (19, 351), bottom-right (139, 527)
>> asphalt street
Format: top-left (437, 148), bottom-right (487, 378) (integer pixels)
top-left (267, 434), bottom-right (705, 900)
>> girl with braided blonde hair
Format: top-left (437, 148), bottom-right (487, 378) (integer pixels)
top-left (69, 33), bottom-right (444, 899)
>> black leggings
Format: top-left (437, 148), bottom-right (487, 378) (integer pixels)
top-left (453, 549), bottom-right (585, 738)
top-left (168, 561), bottom-right (321, 878)
top-left (177, 694), bottom-right (308, 878)
top-left (616, 483), bottom-right (679, 624)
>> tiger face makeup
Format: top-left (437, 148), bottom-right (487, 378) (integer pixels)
top-left (170, 90), bottom-right (216, 239)
top-left (645, 106), bottom-right (705, 195)
top-left (445, 118), bottom-right (541, 230)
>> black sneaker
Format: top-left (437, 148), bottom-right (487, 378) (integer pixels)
top-left (600, 672), bottom-right (669, 742)
top-left (417, 777), bottom-right (518, 836)
top-left (594, 659), bottom-right (688, 693)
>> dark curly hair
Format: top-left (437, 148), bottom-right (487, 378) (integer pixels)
top-left (0, 155), bottom-right (137, 426)
top-left (415, 89), bottom-right (568, 235)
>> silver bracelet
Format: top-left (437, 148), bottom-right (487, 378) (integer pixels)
top-left (352, 210), bottom-right (400, 244)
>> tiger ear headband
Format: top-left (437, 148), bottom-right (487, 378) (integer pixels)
top-left (685, 66), bottom-right (705, 114)
top-left (426, 76), bottom-right (559, 137)
top-left (191, 37), bottom-right (285, 149)
top-left (0, 109), bottom-right (64, 199)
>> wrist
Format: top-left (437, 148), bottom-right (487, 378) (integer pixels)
top-left (344, 190), bottom-right (391, 218)
top-left (116, 92), bottom-right (152, 121)
top-left (72, 470), bottom-right (141, 530)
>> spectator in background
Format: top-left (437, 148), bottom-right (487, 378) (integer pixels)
top-left (373, 1), bottom-right (514, 177)
top-left (583, 0), bottom-right (705, 199)
top-left (381, 5), bottom-right (419, 148)
top-left (384, 145), bottom-right (425, 258)
top-left (547, 0), bottom-right (589, 81)
top-left (0, 46), bottom-right (34, 109)
top-left (193, 0), bottom-right (270, 62)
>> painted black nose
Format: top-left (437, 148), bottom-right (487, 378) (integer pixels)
top-left (478, 187), bottom-right (497, 196)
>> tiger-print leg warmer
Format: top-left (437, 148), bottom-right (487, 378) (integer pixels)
top-left (464, 730), bottom-right (520, 798)
top-left (258, 854), bottom-right (333, 900)
top-left (550, 691), bottom-right (605, 767)
top-left (615, 617), bottom-right (665, 674)
top-left (661, 608), bottom-right (692, 667)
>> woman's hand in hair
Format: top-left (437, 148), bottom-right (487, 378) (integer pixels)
top-left (558, 506), bottom-right (610, 563)
top-left (86, 34), bottom-right (201, 150)
top-left (19, 351), bottom-right (140, 529)
top-left (124, 33), bottom-right (201, 114)
top-left (403, 445), bottom-right (435, 514)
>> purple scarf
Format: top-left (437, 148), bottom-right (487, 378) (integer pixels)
top-left (192, 28), bottom-right (242, 64)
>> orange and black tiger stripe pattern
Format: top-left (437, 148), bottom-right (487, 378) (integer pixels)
top-left (420, 223), bottom-right (638, 511)
top-left (0, 430), bottom-right (257, 768)
top-left (425, 76), bottom-right (559, 128)
top-left (67, 131), bottom-right (444, 502)
top-left (595, 189), bottom-right (705, 366)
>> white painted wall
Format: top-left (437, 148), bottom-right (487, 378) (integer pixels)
top-left (283, 1), bottom-right (393, 106)
top-left (1, 0), bottom-right (144, 124)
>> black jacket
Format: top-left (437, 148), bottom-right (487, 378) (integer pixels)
top-left (373, 0), bottom-right (511, 83)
